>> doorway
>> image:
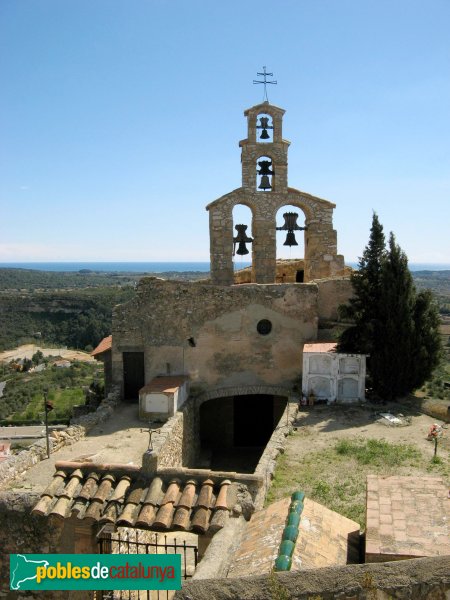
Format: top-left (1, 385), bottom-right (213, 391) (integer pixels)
top-left (122, 352), bottom-right (144, 402)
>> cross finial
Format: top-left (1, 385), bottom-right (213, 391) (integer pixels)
top-left (253, 66), bottom-right (277, 102)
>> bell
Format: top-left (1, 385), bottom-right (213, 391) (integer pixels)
top-left (284, 232), bottom-right (298, 246)
top-left (258, 175), bottom-right (272, 190)
top-left (260, 128), bottom-right (270, 140)
top-left (233, 224), bottom-right (253, 256)
top-left (236, 241), bottom-right (249, 255)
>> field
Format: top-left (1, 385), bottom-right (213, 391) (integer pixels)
top-left (0, 359), bottom-right (104, 424)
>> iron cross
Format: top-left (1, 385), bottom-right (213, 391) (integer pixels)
top-left (253, 66), bottom-right (277, 102)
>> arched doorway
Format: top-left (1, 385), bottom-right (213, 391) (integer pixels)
top-left (198, 394), bottom-right (287, 473)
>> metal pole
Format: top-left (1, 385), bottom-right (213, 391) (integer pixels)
top-left (44, 391), bottom-right (50, 459)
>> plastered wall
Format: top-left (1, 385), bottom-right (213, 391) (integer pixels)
top-left (112, 279), bottom-right (319, 397)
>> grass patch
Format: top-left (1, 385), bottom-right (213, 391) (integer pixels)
top-left (335, 438), bottom-right (420, 466)
top-left (267, 437), bottom-right (432, 529)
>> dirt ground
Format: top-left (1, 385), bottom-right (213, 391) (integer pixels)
top-left (6, 403), bottom-right (151, 493)
top-left (0, 343), bottom-right (95, 363)
top-left (268, 400), bottom-right (449, 527)
top-left (291, 401), bottom-right (449, 456)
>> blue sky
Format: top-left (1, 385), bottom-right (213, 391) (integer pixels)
top-left (1, 0), bottom-right (449, 263)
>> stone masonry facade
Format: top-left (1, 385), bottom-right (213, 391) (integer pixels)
top-left (112, 278), bottom-right (319, 395)
top-left (206, 102), bottom-right (345, 285)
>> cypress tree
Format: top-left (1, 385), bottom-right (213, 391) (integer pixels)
top-left (373, 233), bottom-right (416, 400)
top-left (338, 212), bottom-right (385, 354)
top-left (338, 218), bottom-right (442, 400)
top-left (410, 289), bottom-right (442, 390)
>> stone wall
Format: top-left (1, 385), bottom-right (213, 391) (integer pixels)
top-left (142, 398), bottom-right (199, 473)
top-left (0, 492), bottom-right (64, 600)
top-left (253, 400), bottom-right (299, 509)
top-left (315, 276), bottom-right (353, 323)
top-left (207, 187), bottom-right (345, 285)
top-left (0, 492), bottom-right (98, 600)
top-left (175, 555), bottom-right (450, 600)
top-left (112, 279), bottom-right (319, 396)
top-left (234, 259), bottom-right (306, 285)
top-left (0, 387), bottom-right (121, 490)
top-left (206, 102), bottom-right (346, 286)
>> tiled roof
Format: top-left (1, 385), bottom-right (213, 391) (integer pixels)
top-left (32, 461), bottom-right (234, 534)
top-left (303, 342), bottom-right (337, 353)
top-left (139, 376), bottom-right (189, 395)
top-left (91, 335), bottom-right (112, 356)
top-left (365, 475), bottom-right (450, 559)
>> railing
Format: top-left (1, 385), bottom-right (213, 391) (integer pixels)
top-left (96, 529), bottom-right (198, 600)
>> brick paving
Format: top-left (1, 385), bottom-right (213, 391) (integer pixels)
top-left (227, 496), bottom-right (360, 577)
top-left (365, 475), bottom-right (450, 562)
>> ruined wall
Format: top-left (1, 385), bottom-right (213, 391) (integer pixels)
top-left (316, 277), bottom-right (353, 323)
top-left (234, 259), bottom-right (306, 285)
top-left (112, 279), bottom-right (319, 397)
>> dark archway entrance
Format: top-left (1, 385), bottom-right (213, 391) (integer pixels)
top-left (122, 352), bottom-right (144, 402)
top-left (199, 394), bottom-right (287, 473)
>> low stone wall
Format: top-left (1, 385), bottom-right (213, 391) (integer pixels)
top-left (0, 491), bottom-right (66, 599)
top-left (0, 387), bottom-right (121, 490)
top-left (253, 400), bottom-right (299, 509)
top-left (142, 398), bottom-right (199, 473)
top-left (175, 555), bottom-right (450, 600)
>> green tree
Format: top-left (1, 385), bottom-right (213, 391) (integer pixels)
top-left (373, 233), bottom-right (416, 399)
top-left (338, 212), bottom-right (385, 354)
top-left (338, 217), bottom-right (442, 400)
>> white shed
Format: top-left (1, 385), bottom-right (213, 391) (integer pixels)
top-left (139, 376), bottom-right (190, 421)
top-left (302, 342), bottom-right (366, 403)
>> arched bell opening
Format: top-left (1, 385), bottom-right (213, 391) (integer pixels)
top-left (275, 204), bottom-right (307, 283)
top-left (197, 394), bottom-right (287, 473)
top-left (255, 113), bottom-right (273, 143)
top-left (256, 155), bottom-right (274, 192)
top-left (232, 203), bottom-right (253, 279)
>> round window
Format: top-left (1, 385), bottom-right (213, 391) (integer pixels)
top-left (257, 319), bottom-right (272, 335)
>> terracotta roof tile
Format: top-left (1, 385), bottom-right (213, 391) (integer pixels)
top-left (91, 335), bottom-right (112, 356)
top-left (303, 342), bottom-right (337, 353)
top-left (32, 462), bottom-right (238, 535)
top-left (135, 504), bottom-right (157, 529)
top-left (139, 376), bottom-right (188, 395)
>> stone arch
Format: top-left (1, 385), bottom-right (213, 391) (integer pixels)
top-left (232, 203), bottom-right (254, 270)
top-left (196, 384), bottom-right (293, 408)
top-left (274, 197), bottom-right (313, 223)
top-left (275, 202), bottom-right (308, 264)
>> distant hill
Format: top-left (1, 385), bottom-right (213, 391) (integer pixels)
top-left (0, 268), bottom-right (448, 352)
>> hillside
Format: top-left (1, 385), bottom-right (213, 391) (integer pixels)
top-left (0, 268), bottom-right (207, 351)
top-left (0, 268), bottom-right (448, 353)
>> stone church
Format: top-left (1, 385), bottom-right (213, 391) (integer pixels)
top-left (110, 100), bottom-right (353, 426)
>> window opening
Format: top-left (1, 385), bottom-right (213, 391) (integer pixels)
top-left (256, 113), bottom-right (273, 143)
top-left (256, 156), bottom-right (273, 192)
